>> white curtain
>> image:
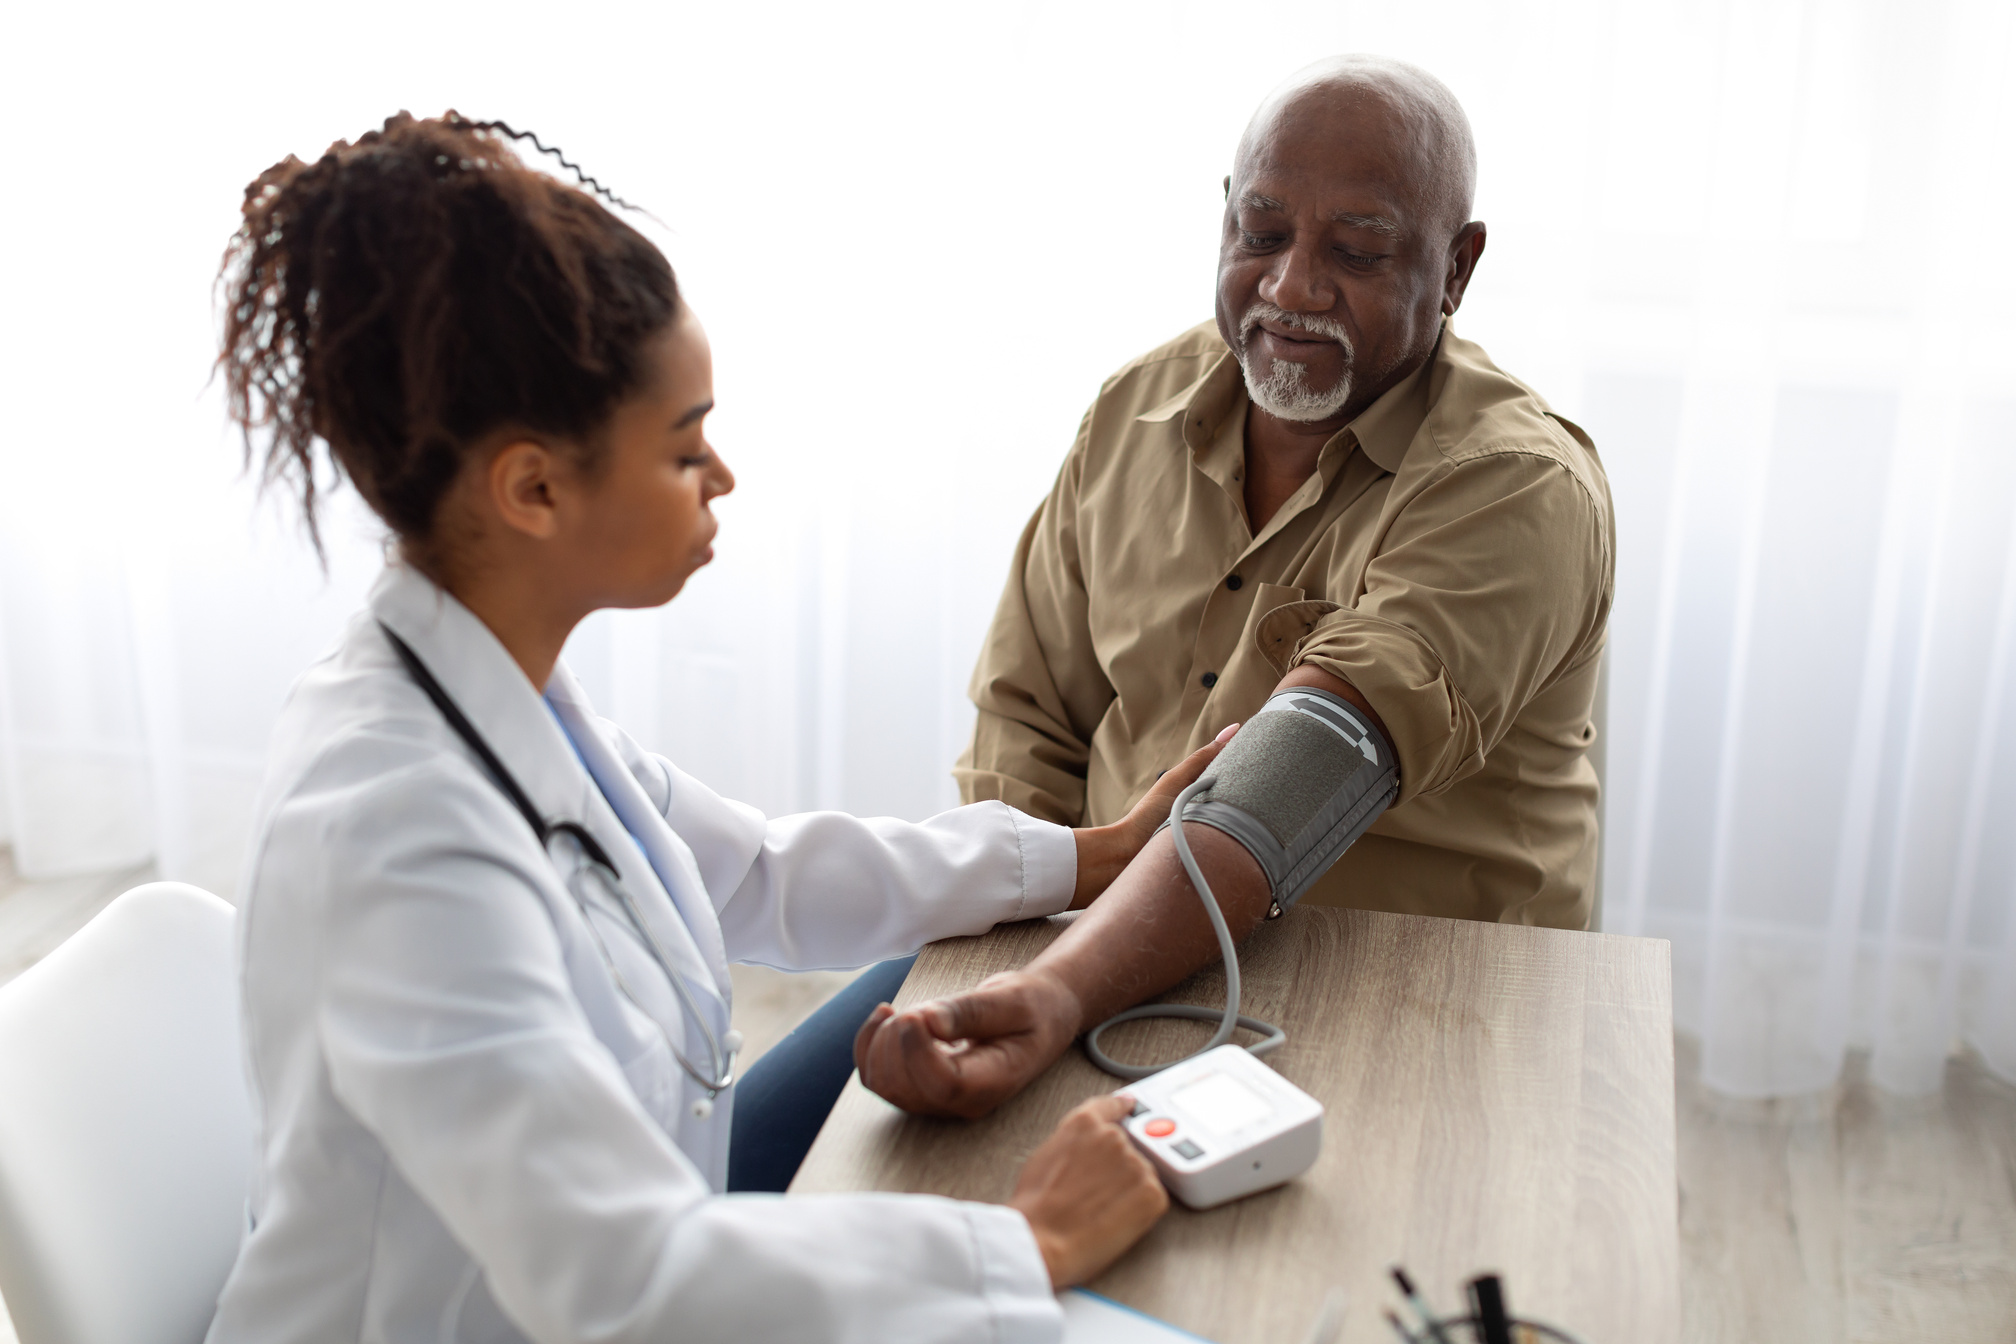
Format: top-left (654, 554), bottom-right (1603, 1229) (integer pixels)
top-left (1, 0), bottom-right (2010, 1099)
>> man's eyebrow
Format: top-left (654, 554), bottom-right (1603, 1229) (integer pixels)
top-left (675, 399), bottom-right (714, 429)
top-left (1237, 192), bottom-right (1285, 213)
top-left (1331, 210), bottom-right (1404, 237)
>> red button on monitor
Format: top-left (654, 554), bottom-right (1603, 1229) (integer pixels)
top-left (1143, 1118), bottom-right (1176, 1138)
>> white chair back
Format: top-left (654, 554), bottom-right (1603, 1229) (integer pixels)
top-left (0, 883), bottom-right (250, 1344)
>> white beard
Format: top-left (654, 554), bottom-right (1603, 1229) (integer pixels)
top-left (1243, 355), bottom-right (1353, 422)
top-left (1236, 302), bottom-right (1354, 422)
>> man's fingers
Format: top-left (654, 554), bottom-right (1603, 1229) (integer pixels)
top-left (867, 1009), bottom-right (965, 1110)
top-left (921, 987), bottom-right (1033, 1044)
top-left (857, 972), bottom-right (1073, 1119)
top-left (852, 1002), bottom-right (895, 1073)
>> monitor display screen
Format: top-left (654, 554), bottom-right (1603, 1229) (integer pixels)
top-left (1170, 1069), bottom-right (1274, 1135)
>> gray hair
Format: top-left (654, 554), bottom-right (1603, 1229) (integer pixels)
top-left (1236, 55), bottom-right (1478, 238)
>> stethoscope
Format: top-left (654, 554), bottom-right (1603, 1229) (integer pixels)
top-left (380, 622), bottom-right (738, 1118)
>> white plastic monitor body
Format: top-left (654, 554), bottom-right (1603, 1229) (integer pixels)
top-left (1118, 1043), bottom-right (1323, 1210)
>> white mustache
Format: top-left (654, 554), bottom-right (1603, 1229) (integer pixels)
top-left (1239, 301), bottom-right (1353, 354)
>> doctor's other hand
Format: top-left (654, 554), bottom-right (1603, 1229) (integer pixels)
top-left (1068, 723), bottom-right (1239, 909)
top-left (1009, 1094), bottom-right (1168, 1288)
top-left (853, 967), bottom-right (1079, 1119)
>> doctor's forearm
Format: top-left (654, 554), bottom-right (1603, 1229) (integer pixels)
top-left (1070, 823), bottom-right (1132, 909)
top-left (1027, 825), bottom-right (1272, 1032)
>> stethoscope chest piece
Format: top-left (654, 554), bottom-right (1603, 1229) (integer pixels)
top-left (561, 843), bottom-right (738, 1100)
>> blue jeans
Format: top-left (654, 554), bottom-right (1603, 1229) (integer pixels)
top-left (726, 955), bottom-right (918, 1193)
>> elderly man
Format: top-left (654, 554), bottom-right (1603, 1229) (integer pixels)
top-left (853, 56), bottom-right (1613, 1118)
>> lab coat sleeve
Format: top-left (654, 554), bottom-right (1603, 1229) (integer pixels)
top-left (595, 718), bottom-right (1079, 971)
top-left (312, 749), bottom-right (1062, 1344)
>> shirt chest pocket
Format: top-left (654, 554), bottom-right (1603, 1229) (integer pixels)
top-left (1198, 583), bottom-right (1312, 729)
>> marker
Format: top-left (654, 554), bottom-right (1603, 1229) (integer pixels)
top-left (1467, 1274), bottom-right (1513, 1344)
top-left (1390, 1268), bottom-right (1453, 1344)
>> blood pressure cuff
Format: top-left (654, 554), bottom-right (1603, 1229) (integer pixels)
top-left (1170, 687), bottom-right (1400, 910)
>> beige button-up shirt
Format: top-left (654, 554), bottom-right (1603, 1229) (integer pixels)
top-left (957, 319), bottom-right (1614, 929)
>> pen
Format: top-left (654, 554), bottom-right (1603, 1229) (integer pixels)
top-left (1382, 1309), bottom-right (1415, 1343)
top-left (1391, 1268), bottom-right (1453, 1344)
top-left (1467, 1274), bottom-right (1513, 1344)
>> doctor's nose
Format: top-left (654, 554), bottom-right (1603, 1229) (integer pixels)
top-left (705, 447), bottom-right (736, 501)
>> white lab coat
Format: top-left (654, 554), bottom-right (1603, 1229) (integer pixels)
top-left (206, 563), bottom-right (1074, 1344)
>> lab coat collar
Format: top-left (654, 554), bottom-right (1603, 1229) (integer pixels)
top-left (366, 564), bottom-right (730, 1021)
top-left (368, 563), bottom-right (595, 837)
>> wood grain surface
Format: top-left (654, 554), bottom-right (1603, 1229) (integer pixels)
top-left (792, 906), bottom-right (1678, 1344)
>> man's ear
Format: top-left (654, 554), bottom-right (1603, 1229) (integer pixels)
top-left (1223, 174), bottom-right (1232, 200)
top-left (487, 440), bottom-right (563, 541)
top-left (1441, 221), bottom-right (1488, 317)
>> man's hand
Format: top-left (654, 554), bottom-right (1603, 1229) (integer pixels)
top-left (857, 818), bottom-right (1272, 1119)
top-left (1009, 1094), bottom-right (1168, 1288)
top-left (855, 726), bottom-right (1245, 1118)
top-left (853, 966), bottom-right (1083, 1119)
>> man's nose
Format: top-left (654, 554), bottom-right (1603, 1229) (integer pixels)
top-left (1258, 240), bottom-right (1335, 314)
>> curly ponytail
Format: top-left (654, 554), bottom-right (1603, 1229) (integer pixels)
top-left (217, 111), bottom-right (679, 553)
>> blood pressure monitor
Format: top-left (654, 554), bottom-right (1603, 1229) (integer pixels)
top-left (1119, 1044), bottom-right (1323, 1209)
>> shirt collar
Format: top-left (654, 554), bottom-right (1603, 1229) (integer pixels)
top-left (1135, 350), bottom-right (1246, 452)
top-left (1345, 340), bottom-right (1437, 473)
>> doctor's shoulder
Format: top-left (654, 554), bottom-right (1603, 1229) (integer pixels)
top-left (246, 654), bottom-right (556, 916)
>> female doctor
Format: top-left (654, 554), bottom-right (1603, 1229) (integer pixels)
top-left (206, 114), bottom-right (1227, 1344)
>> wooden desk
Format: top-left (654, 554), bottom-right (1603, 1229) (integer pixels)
top-left (792, 907), bottom-right (1677, 1344)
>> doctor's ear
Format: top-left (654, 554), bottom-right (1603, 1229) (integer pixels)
top-left (486, 439), bottom-right (566, 541)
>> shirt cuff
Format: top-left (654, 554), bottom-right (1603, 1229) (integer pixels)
top-left (967, 1204), bottom-right (1065, 1344)
top-left (1007, 808), bottom-right (1078, 920)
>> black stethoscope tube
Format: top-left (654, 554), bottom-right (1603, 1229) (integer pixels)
top-left (378, 622), bottom-right (736, 1105)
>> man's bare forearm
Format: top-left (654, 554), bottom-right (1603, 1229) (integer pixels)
top-left (1022, 664), bottom-right (1383, 1031)
top-left (1023, 823), bottom-right (1272, 1032)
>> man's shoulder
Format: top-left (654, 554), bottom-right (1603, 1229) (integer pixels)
top-left (1423, 329), bottom-right (1608, 512)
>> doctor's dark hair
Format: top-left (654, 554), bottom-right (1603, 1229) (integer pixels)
top-left (216, 112), bottom-right (678, 553)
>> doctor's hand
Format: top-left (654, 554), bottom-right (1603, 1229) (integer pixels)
top-left (1009, 1094), bottom-right (1168, 1288)
top-left (1068, 723), bottom-right (1239, 909)
top-left (852, 966), bottom-right (1080, 1119)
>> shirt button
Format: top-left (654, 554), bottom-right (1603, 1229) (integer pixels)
top-left (1201, 672), bottom-right (1219, 689)
top-left (1226, 574), bottom-right (1244, 591)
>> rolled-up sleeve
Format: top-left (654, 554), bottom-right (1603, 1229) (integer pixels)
top-left (1263, 449), bottom-right (1610, 803)
top-left (957, 414), bottom-right (1115, 825)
